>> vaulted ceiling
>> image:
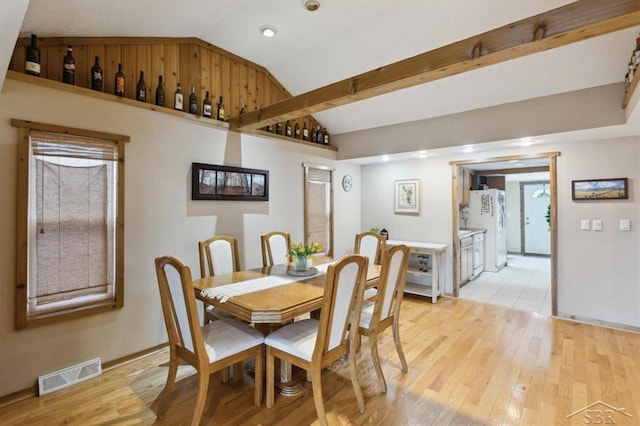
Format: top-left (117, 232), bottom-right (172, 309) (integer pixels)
top-left (8, 0), bottom-right (640, 161)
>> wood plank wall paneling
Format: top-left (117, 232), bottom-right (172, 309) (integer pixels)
top-left (9, 37), bottom-right (324, 133)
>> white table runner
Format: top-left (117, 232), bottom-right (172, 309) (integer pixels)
top-left (200, 262), bottom-right (333, 303)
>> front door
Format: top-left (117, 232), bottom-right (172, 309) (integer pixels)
top-left (521, 182), bottom-right (551, 255)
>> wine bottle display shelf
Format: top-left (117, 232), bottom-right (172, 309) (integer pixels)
top-left (6, 70), bottom-right (337, 152)
top-left (9, 36), bottom-right (332, 149)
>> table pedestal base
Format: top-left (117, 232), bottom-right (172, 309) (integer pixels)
top-left (278, 380), bottom-right (305, 396)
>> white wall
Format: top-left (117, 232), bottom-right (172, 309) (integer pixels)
top-left (361, 157), bottom-right (454, 292)
top-left (556, 138), bottom-right (640, 327)
top-left (0, 78), bottom-right (361, 396)
top-left (361, 137), bottom-right (640, 329)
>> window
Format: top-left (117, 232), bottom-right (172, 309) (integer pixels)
top-left (13, 120), bottom-right (128, 329)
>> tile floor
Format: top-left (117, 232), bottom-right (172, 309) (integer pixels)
top-left (459, 254), bottom-right (551, 315)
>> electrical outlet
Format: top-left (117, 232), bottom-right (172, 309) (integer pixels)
top-left (592, 219), bottom-right (603, 231)
top-left (580, 219), bottom-right (590, 231)
top-left (620, 219), bottom-right (631, 231)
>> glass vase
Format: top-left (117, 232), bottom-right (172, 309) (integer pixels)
top-left (294, 255), bottom-right (311, 271)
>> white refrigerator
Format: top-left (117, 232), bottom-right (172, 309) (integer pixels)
top-left (468, 189), bottom-right (507, 272)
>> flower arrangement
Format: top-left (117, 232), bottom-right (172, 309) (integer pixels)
top-left (289, 241), bottom-right (322, 258)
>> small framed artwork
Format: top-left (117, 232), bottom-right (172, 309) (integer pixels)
top-left (192, 163), bottom-right (269, 201)
top-left (395, 179), bottom-right (420, 213)
top-left (571, 178), bottom-right (628, 201)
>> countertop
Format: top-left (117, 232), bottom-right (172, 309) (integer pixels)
top-left (458, 228), bottom-right (486, 239)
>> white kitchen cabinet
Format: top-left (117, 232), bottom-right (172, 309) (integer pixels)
top-left (460, 237), bottom-right (473, 284)
top-left (385, 239), bottom-right (448, 304)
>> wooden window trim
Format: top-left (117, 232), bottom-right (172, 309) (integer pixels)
top-left (12, 119), bottom-right (129, 329)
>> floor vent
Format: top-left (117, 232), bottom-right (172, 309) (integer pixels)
top-left (38, 358), bottom-right (102, 396)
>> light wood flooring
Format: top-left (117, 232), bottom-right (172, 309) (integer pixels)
top-left (1, 296), bottom-right (639, 425)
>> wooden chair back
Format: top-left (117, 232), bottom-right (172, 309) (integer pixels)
top-left (155, 256), bottom-right (206, 364)
top-left (314, 254), bottom-right (369, 363)
top-left (354, 231), bottom-right (386, 265)
top-left (372, 244), bottom-right (410, 326)
top-left (260, 231), bottom-right (291, 267)
top-left (198, 235), bottom-right (240, 278)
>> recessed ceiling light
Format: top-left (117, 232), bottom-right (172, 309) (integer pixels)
top-left (519, 137), bottom-right (534, 146)
top-left (303, 0), bottom-right (320, 11)
top-left (462, 145), bottom-right (474, 153)
top-left (381, 155), bottom-right (389, 162)
top-left (259, 25), bottom-right (277, 38)
top-left (415, 150), bottom-right (428, 159)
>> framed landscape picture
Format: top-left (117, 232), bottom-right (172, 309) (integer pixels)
top-left (395, 179), bottom-right (420, 213)
top-left (192, 163), bottom-right (269, 201)
top-left (571, 178), bottom-right (628, 201)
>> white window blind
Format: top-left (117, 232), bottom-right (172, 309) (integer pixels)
top-left (28, 130), bottom-right (118, 317)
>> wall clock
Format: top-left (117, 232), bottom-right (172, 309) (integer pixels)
top-left (342, 175), bottom-right (353, 192)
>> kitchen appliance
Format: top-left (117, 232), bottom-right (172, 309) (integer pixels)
top-left (468, 189), bottom-right (507, 272)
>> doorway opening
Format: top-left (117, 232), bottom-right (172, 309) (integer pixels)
top-left (450, 152), bottom-right (559, 316)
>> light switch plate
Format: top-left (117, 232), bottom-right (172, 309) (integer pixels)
top-left (581, 219), bottom-right (590, 231)
top-left (620, 219), bottom-right (631, 231)
top-left (592, 219), bottom-right (603, 231)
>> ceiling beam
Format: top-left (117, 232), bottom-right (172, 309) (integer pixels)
top-left (231, 0), bottom-right (640, 131)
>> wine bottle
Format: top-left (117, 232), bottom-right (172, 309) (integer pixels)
top-left (323, 128), bottom-right (330, 145)
top-left (203, 91), bottom-right (212, 117)
top-left (136, 71), bottom-right (146, 102)
top-left (62, 45), bottom-right (75, 85)
top-left (294, 122), bottom-right (301, 139)
top-left (25, 34), bottom-right (41, 77)
top-left (285, 120), bottom-right (292, 137)
top-left (189, 85), bottom-right (198, 115)
top-left (174, 83), bottom-right (183, 111)
top-left (266, 123), bottom-right (273, 132)
top-left (302, 122), bottom-right (309, 141)
top-left (114, 64), bottom-right (125, 97)
top-left (276, 122), bottom-right (283, 135)
top-left (216, 96), bottom-right (225, 121)
top-left (310, 126), bottom-right (317, 143)
top-left (317, 127), bottom-right (324, 143)
top-left (155, 75), bottom-right (165, 107)
top-left (90, 56), bottom-right (103, 91)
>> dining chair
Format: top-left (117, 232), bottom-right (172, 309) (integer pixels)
top-left (354, 231), bottom-right (386, 265)
top-left (355, 244), bottom-right (410, 394)
top-left (260, 231), bottom-right (291, 267)
top-left (154, 256), bottom-right (264, 426)
top-left (264, 254), bottom-right (369, 426)
top-left (354, 231), bottom-right (386, 299)
top-left (198, 235), bottom-right (241, 278)
top-left (198, 235), bottom-right (241, 322)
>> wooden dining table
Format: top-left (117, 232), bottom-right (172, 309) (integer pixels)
top-left (192, 257), bottom-right (381, 396)
top-left (192, 259), bottom-right (381, 332)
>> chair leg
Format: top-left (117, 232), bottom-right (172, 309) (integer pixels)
top-left (355, 332), bottom-right (362, 353)
top-left (254, 346), bottom-right (263, 407)
top-left (221, 366), bottom-right (230, 383)
top-left (157, 352), bottom-right (178, 419)
top-left (266, 347), bottom-right (276, 408)
top-left (311, 365), bottom-right (329, 426)
top-left (368, 331), bottom-right (387, 394)
top-left (348, 346), bottom-right (366, 413)
top-left (190, 370), bottom-right (209, 426)
top-left (392, 318), bottom-right (408, 373)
